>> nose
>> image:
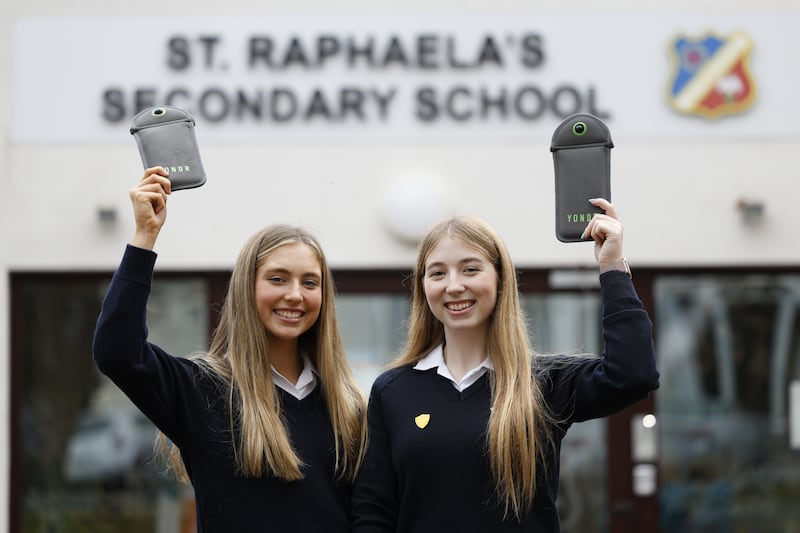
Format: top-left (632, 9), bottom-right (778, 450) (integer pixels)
top-left (446, 276), bottom-right (465, 294)
top-left (285, 281), bottom-right (303, 302)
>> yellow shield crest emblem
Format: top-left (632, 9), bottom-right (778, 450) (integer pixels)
top-left (414, 413), bottom-right (431, 429)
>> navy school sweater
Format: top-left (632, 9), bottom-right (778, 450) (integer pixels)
top-left (351, 270), bottom-right (660, 532)
top-left (92, 245), bottom-right (350, 533)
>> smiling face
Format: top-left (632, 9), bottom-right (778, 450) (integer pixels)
top-left (254, 243), bottom-right (323, 344)
top-left (423, 236), bottom-right (499, 335)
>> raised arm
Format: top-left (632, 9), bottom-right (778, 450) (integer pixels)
top-left (546, 199), bottom-right (659, 421)
top-left (92, 166), bottom-right (195, 443)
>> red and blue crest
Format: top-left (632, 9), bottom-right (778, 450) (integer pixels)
top-left (667, 30), bottom-right (757, 119)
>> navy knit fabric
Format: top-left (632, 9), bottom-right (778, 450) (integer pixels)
top-left (92, 245), bottom-right (350, 533)
top-left (352, 270), bottom-right (659, 532)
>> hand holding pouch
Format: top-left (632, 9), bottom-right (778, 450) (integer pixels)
top-left (550, 113), bottom-right (613, 243)
top-left (130, 106), bottom-right (207, 191)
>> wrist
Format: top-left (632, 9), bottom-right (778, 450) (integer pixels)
top-left (599, 257), bottom-right (631, 279)
top-left (131, 229), bottom-right (159, 251)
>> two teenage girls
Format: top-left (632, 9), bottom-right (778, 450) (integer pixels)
top-left (93, 168), bottom-right (658, 532)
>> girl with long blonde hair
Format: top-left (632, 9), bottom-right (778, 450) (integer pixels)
top-left (94, 167), bottom-right (365, 532)
top-left (352, 199), bottom-right (658, 532)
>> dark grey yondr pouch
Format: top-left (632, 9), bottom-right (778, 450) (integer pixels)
top-left (550, 113), bottom-right (613, 243)
top-left (130, 106), bottom-right (207, 191)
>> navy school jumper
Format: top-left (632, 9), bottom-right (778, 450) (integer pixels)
top-left (351, 270), bottom-right (660, 532)
top-left (92, 245), bottom-right (350, 533)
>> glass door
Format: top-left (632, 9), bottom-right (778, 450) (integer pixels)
top-left (655, 274), bottom-right (800, 531)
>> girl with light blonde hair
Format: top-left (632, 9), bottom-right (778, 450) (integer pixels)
top-left (352, 199), bottom-right (659, 532)
top-left (94, 167), bottom-right (365, 532)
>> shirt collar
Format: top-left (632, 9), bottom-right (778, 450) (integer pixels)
top-left (295, 353), bottom-right (318, 388)
top-left (272, 353), bottom-right (318, 400)
top-left (413, 344), bottom-right (447, 371)
top-left (414, 343), bottom-right (493, 391)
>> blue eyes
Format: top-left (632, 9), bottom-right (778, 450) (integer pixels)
top-left (428, 266), bottom-right (480, 278)
top-left (267, 277), bottom-right (319, 288)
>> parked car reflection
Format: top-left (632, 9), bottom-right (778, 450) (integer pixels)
top-left (63, 408), bottom-right (157, 487)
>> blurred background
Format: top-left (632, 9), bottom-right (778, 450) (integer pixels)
top-left (2, 2), bottom-right (800, 532)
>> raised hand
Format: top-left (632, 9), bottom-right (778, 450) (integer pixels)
top-left (129, 167), bottom-right (171, 250)
top-left (581, 198), bottom-right (624, 269)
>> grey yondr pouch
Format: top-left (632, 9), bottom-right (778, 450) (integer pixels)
top-left (550, 113), bottom-right (613, 243)
top-left (130, 106), bottom-right (207, 191)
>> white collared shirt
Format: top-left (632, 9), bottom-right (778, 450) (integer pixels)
top-left (413, 344), bottom-right (494, 392)
top-left (272, 353), bottom-right (318, 400)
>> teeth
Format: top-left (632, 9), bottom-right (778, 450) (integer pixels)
top-left (276, 310), bottom-right (302, 319)
top-left (447, 302), bottom-right (473, 311)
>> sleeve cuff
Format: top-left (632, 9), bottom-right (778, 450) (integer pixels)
top-left (116, 244), bottom-right (158, 285)
top-left (599, 270), bottom-right (643, 316)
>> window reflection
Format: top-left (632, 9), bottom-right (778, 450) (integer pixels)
top-left (336, 295), bottom-right (408, 395)
top-left (656, 275), bottom-right (800, 532)
top-left (17, 276), bottom-right (207, 533)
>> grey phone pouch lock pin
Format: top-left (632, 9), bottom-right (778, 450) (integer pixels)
top-left (550, 113), bottom-right (613, 243)
top-left (130, 106), bottom-right (207, 191)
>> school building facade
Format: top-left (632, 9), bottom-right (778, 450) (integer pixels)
top-left (2, 3), bottom-right (799, 532)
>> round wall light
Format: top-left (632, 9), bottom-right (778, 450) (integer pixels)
top-left (380, 174), bottom-right (453, 245)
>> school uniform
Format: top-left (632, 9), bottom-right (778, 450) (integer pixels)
top-left (351, 270), bottom-right (660, 532)
top-left (93, 245), bottom-right (351, 533)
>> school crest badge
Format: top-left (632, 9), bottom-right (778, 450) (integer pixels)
top-left (667, 30), bottom-right (756, 119)
top-left (414, 413), bottom-right (430, 429)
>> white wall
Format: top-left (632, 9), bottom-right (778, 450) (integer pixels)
top-left (3, 2), bottom-right (800, 531)
top-left (6, 140), bottom-right (797, 271)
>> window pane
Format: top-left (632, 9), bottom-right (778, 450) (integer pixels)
top-left (656, 275), bottom-right (800, 532)
top-left (17, 276), bottom-right (207, 533)
top-left (336, 294), bottom-right (409, 394)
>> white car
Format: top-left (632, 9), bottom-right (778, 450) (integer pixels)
top-left (63, 408), bottom-right (157, 485)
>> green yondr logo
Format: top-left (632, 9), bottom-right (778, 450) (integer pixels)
top-left (566, 213), bottom-right (594, 223)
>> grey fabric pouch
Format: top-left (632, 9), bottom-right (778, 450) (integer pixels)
top-left (550, 113), bottom-right (613, 243)
top-left (130, 106), bottom-right (207, 191)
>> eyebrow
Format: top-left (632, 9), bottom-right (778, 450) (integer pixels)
top-left (425, 256), bottom-right (486, 270)
top-left (263, 267), bottom-right (322, 279)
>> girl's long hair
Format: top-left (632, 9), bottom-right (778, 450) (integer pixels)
top-left (390, 216), bottom-right (554, 519)
top-left (157, 225), bottom-right (366, 482)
